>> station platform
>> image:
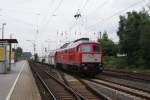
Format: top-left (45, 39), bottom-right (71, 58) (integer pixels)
top-left (0, 60), bottom-right (41, 100)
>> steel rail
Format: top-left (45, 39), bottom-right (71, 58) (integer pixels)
top-left (89, 79), bottom-right (150, 100)
top-left (35, 72), bottom-right (57, 100)
top-left (95, 76), bottom-right (150, 94)
top-left (38, 62), bottom-right (109, 100)
top-left (44, 71), bottom-right (86, 100)
top-left (104, 69), bottom-right (150, 82)
top-left (55, 70), bottom-right (87, 99)
top-left (30, 63), bottom-right (57, 100)
top-left (77, 78), bottom-right (110, 100)
top-left (33, 62), bottom-right (83, 100)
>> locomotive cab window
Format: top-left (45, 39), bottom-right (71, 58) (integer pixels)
top-left (76, 46), bottom-right (80, 52)
top-left (81, 45), bottom-right (91, 52)
top-left (93, 45), bottom-right (100, 52)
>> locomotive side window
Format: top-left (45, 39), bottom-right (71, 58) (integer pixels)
top-left (64, 50), bottom-right (67, 53)
top-left (82, 45), bottom-right (91, 52)
top-left (76, 46), bottom-right (79, 52)
top-left (76, 46), bottom-right (81, 52)
top-left (93, 45), bottom-right (100, 52)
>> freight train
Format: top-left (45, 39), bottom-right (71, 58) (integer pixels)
top-left (47, 38), bottom-right (104, 76)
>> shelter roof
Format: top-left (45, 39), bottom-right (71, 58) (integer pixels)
top-left (0, 39), bottom-right (18, 43)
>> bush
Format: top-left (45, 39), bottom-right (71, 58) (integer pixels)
top-left (104, 56), bottom-right (127, 69)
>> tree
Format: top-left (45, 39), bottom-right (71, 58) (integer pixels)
top-left (102, 31), bottom-right (108, 40)
top-left (12, 47), bottom-right (23, 61)
top-left (98, 31), bottom-right (118, 56)
top-left (117, 10), bottom-right (150, 67)
top-left (34, 53), bottom-right (39, 62)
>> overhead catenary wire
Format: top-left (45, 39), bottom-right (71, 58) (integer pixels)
top-left (40, 0), bottom-right (64, 32)
top-left (0, 8), bottom-right (39, 15)
top-left (69, 0), bottom-right (90, 36)
top-left (87, 0), bottom-right (146, 30)
top-left (69, 0), bottom-right (111, 36)
top-left (86, 0), bottom-right (110, 17)
top-left (70, 0), bottom-right (110, 39)
top-left (38, 0), bottom-right (56, 27)
top-left (80, 0), bottom-right (90, 13)
top-left (51, 0), bottom-right (63, 14)
top-left (0, 14), bottom-right (34, 27)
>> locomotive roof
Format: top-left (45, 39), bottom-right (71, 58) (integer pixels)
top-left (60, 42), bottom-right (70, 49)
top-left (73, 38), bottom-right (89, 43)
top-left (49, 38), bottom-right (99, 56)
top-left (60, 38), bottom-right (89, 49)
top-left (57, 38), bottom-right (98, 51)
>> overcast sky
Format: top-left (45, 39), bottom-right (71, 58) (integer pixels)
top-left (0, 0), bottom-right (149, 55)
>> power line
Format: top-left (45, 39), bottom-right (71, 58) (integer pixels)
top-left (40, 0), bottom-right (63, 32)
top-left (87, 0), bottom-right (145, 30)
top-left (86, 0), bottom-right (110, 17)
top-left (0, 8), bottom-right (38, 15)
top-left (51, 0), bottom-right (63, 14)
top-left (80, 0), bottom-right (110, 34)
top-left (70, 0), bottom-right (90, 34)
top-left (0, 14), bottom-right (34, 27)
top-left (74, 0), bottom-right (90, 18)
top-left (39, 0), bottom-right (56, 26)
top-left (80, 0), bottom-right (90, 12)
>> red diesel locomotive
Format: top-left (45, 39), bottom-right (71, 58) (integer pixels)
top-left (48, 38), bottom-right (104, 76)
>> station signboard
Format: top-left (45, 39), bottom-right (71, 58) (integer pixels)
top-left (0, 47), bottom-right (5, 61)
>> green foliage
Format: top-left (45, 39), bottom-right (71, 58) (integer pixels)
top-left (104, 56), bottom-right (150, 74)
top-left (98, 31), bottom-right (118, 56)
top-left (34, 53), bottom-right (39, 62)
top-left (12, 47), bottom-right (23, 61)
top-left (104, 56), bottom-right (127, 69)
top-left (117, 10), bottom-right (150, 67)
top-left (41, 58), bottom-right (45, 63)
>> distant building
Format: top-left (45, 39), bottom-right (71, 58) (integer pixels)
top-left (23, 52), bottom-right (32, 60)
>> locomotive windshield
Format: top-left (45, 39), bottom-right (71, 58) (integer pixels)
top-left (81, 44), bottom-right (100, 52)
top-left (82, 45), bottom-right (91, 52)
top-left (93, 45), bottom-right (100, 52)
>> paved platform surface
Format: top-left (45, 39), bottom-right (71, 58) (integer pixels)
top-left (0, 60), bottom-right (41, 100)
top-left (0, 61), bottom-right (22, 100)
top-left (9, 61), bottom-right (41, 100)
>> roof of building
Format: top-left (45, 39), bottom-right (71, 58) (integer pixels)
top-left (0, 39), bottom-right (18, 43)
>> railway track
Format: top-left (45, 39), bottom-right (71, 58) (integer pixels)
top-left (104, 69), bottom-right (150, 83)
top-left (57, 71), bottom-right (107, 100)
top-left (30, 62), bottom-right (85, 100)
top-left (30, 62), bottom-right (109, 100)
top-left (30, 62), bottom-right (150, 100)
top-left (87, 78), bottom-right (150, 100)
top-left (29, 62), bottom-right (56, 100)
top-left (95, 75), bottom-right (150, 93)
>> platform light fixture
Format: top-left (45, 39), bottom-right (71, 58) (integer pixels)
top-left (2, 23), bottom-right (6, 39)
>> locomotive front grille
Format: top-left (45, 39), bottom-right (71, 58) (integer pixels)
top-left (82, 53), bottom-right (101, 63)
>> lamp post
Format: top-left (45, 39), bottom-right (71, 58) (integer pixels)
top-left (2, 23), bottom-right (6, 39)
top-left (26, 40), bottom-right (36, 59)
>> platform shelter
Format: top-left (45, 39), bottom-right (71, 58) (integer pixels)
top-left (0, 39), bottom-right (18, 73)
